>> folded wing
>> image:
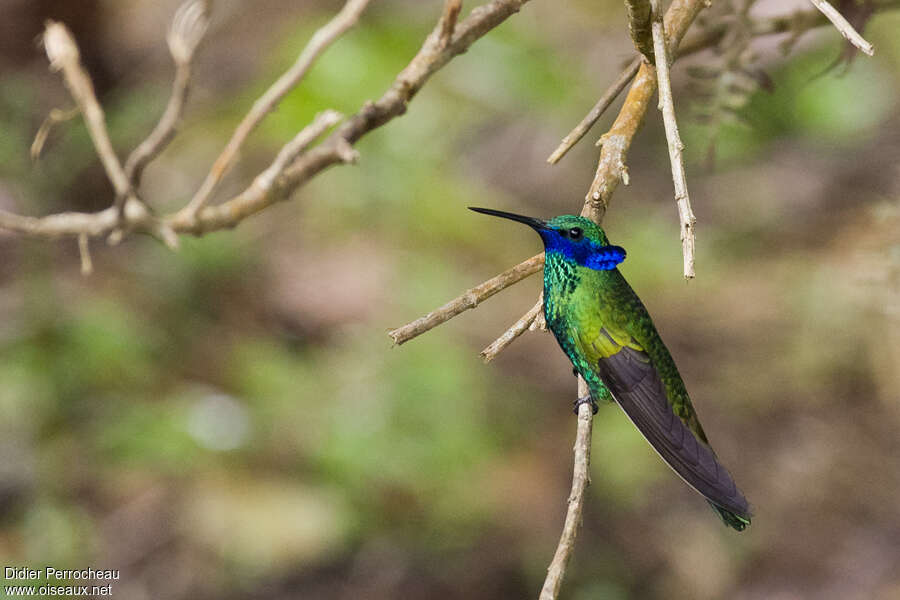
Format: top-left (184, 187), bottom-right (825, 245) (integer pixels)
top-left (594, 340), bottom-right (750, 519)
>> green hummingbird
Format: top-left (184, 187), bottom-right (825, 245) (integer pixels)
top-left (470, 207), bottom-right (751, 531)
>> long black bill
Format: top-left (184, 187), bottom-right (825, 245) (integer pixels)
top-left (468, 207), bottom-right (547, 230)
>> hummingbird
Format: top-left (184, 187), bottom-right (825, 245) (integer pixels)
top-left (469, 207), bottom-right (751, 531)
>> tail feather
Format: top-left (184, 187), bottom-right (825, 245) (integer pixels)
top-left (709, 501), bottom-right (751, 531)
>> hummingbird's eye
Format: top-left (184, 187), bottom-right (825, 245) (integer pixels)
top-left (568, 227), bottom-right (583, 240)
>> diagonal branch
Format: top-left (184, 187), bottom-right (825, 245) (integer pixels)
top-left (389, 253), bottom-right (544, 346)
top-left (547, 58), bottom-right (641, 165)
top-left (178, 0), bottom-right (372, 222)
top-left (808, 0), bottom-right (875, 55)
top-left (43, 21), bottom-right (133, 208)
top-left (480, 296), bottom-right (542, 362)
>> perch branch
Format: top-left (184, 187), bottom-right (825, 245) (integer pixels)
top-left (650, 0), bottom-right (696, 278)
top-left (539, 377), bottom-right (593, 600)
top-left (178, 0), bottom-right (372, 221)
top-left (124, 0), bottom-right (210, 186)
top-left (389, 253), bottom-right (544, 345)
top-left (808, 0), bottom-right (875, 55)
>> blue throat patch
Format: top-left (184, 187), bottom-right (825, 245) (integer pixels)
top-left (540, 230), bottom-right (626, 271)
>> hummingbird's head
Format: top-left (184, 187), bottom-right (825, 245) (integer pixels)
top-left (468, 207), bottom-right (626, 271)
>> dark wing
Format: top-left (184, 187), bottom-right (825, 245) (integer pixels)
top-left (596, 344), bottom-right (750, 518)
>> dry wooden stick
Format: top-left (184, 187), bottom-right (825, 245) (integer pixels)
top-left (389, 253), bottom-right (544, 345)
top-left (539, 377), bottom-right (593, 600)
top-left (43, 22), bottom-right (133, 207)
top-left (77, 233), bottom-right (93, 275)
top-left (2, 0), bottom-right (537, 242)
top-left (584, 0), bottom-right (706, 224)
top-left (10, 0), bottom-right (873, 246)
top-left (808, 0), bottom-right (875, 55)
top-left (31, 107), bottom-right (79, 161)
top-left (125, 0), bottom-right (210, 186)
top-left (547, 58), bottom-right (641, 165)
top-left (178, 0), bottom-right (372, 222)
top-left (439, 0), bottom-right (464, 48)
top-left (650, 0), bottom-right (696, 279)
top-left (252, 110), bottom-right (345, 192)
top-left (480, 297), bottom-right (542, 362)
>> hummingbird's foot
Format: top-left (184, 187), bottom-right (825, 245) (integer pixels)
top-left (573, 395), bottom-right (598, 415)
top-left (572, 367), bottom-right (578, 377)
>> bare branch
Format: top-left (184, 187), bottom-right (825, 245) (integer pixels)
top-left (124, 0), bottom-right (210, 186)
top-left (0, 199), bottom-right (150, 238)
top-left (43, 21), bottom-right (132, 204)
top-left (2, 0), bottom-right (536, 243)
top-left (539, 377), bottom-right (593, 600)
top-left (252, 110), bottom-right (343, 192)
top-left (547, 58), bottom-right (640, 165)
top-left (388, 253), bottom-right (544, 346)
top-left (548, 0), bottom-right (897, 164)
top-left (439, 0), bottom-right (464, 48)
top-left (625, 0), bottom-right (654, 61)
top-left (179, 0), bottom-right (372, 221)
top-left (78, 233), bottom-right (93, 275)
top-left (480, 297), bottom-right (542, 362)
top-left (650, 0), bottom-right (696, 279)
top-left (171, 0), bottom-right (537, 234)
top-left (584, 0), bottom-right (706, 224)
top-left (31, 107), bottom-right (79, 161)
top-left (808, 0), bottom-right (875, 56)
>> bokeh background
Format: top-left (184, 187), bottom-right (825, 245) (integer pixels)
top-left (1, 1), bottom-right (899, 598)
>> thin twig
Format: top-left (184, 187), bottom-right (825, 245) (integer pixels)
top-left (388, 253), bottom-right (544, 345)
top-left (10, 0), bottom-right (875, 245)
top-left (808, 0), bottom-right (875, 55)
top-left (547, 58), bottom-right (640, 165)
top-left (439, 0), bottom-right (463, 48)
top-left (179, 0), bottom-right (372, 222)
top-left (77, 233), bottom-right (93, 275)
top-left (31, 107), bottom-right (79, 161)
top-left (124, 0), bottom-right (210, 186)
top-left (625, 0), bottom-right (654, 61)
top-left (651, 0), bottom-right (696, 279)
top-left (584, 0), bottom-right (706, 224)
top-left (170, 0), bottom-right (538, 234)
top-left (2, 0), bottom-right (537, 242)
top-left (43, 21), bottom-right (132, 205)
top-left (480, 297), bottom-right (542, 362)
top-left (539, 377), bottom-right (593, 600)
top-left (252, 110), bottom-right (344, 192)
top-left (548, 0), bottom-right (871, 165)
